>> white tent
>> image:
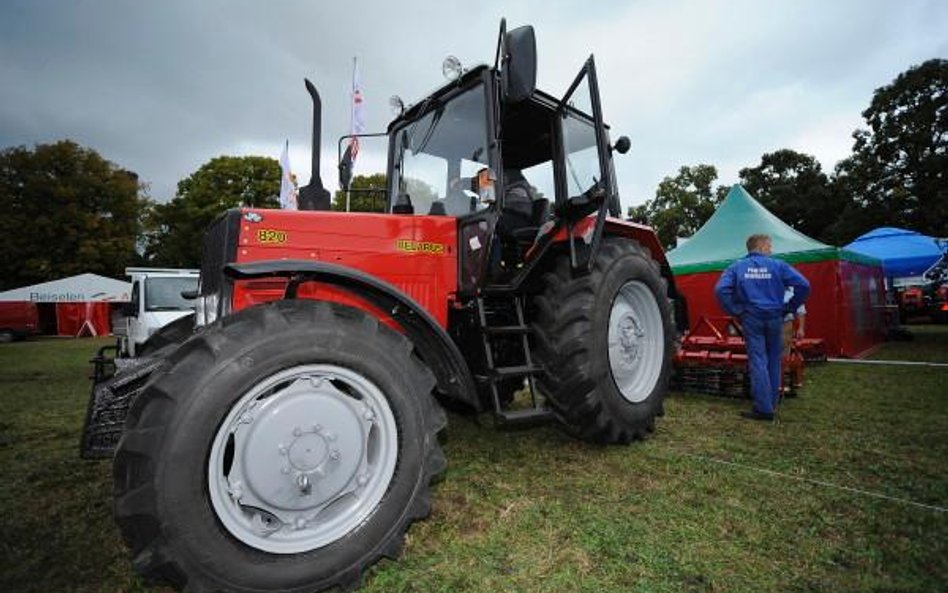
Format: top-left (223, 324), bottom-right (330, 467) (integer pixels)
top-left (0, 273), bottom-right (131, 302)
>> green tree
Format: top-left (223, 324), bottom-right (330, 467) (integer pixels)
top-left (0, 140), bottom-right (146, 290)
top-left (144, 155), bottom-right (280, 267)
top-left (332, 173), bottom-right (387, 212)
top-left (738, 149), bottom-right (845, 243)
top-left (627, 164), bottom-right (724, 250)
top-left (832, 59), bottom-right (948, 241)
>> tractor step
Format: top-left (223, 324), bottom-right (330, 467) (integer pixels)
top-left (482, 284), bottom-right (517, 295)
top-left (495, 407), bottom-right (554, 425)
top-left (483, 324), bottom-right (531, 335)
top-left (490, 364), bottom-right (543, 378)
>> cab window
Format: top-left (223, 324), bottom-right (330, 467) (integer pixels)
top-left (560, 74), bottom-right (603, 198)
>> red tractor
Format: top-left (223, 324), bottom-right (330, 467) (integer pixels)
top-left (84, 22), bottom-right (683, 593)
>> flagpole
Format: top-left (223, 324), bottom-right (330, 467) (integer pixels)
top-left (345, 56), bottom-right (356, 213)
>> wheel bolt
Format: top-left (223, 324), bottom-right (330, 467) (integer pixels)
top-left (240, 413), bottom-right (253, 424)
top-left (330, 450), bottom-right (340, 461)
top-left (326, 433), bottom-right (337, 442)
top-left (357, 474), bottom-right (368, 486)
top-left (293, 426), bottom-right (303, 437)
top-left (278, 443), bottom-right (288, 455)
top-left (295, 517), bottom-right (307, 530)
top-left (364, 410), bottom-right (375, 421)
top-left (309, 377), bottom-right (324, 388)
top-left (313, 424), bottom-right (323, 433)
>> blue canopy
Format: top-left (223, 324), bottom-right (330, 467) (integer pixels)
top-left (845, 227), bottom-right (944, 280)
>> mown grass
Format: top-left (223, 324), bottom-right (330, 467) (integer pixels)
top-left (1, 329), bottom-right (946, 593)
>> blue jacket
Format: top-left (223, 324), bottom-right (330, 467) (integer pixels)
top-left (714, 252), bottom-right (810, 319)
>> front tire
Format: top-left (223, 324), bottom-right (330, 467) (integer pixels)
top-left (114, 300), bottom-right (446, 592)
top-left (533, 238), bottom-right (675, 443)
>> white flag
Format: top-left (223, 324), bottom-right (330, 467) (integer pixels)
top-left (349, 58), bottom-right (365, 164)
top-left (279, 140), bottom-right (297, 210)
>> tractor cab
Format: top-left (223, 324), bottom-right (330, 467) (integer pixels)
top-left (345, 22), bottom-right (628, 289)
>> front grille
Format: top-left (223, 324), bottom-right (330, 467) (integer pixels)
top-left (199, 210), bottom-right (241, 317)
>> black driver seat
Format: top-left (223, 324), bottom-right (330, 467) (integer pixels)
top-left (500, 169), bottom-right (550, 257)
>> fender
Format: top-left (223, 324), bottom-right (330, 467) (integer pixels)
top-left (544, 217), bottom-right (688, 332)
top-left (224, 259), bottom-right (480, 410)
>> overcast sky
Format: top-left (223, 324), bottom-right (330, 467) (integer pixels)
top-left (1, 0), bottom-right (946, 213)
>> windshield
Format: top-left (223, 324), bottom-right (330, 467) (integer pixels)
top-left (392, 83), bottom-right (490, 216)
top-left (145, 277), bottom-right (198, 312)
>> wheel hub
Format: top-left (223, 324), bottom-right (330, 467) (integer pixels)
top-left (287, 432), bottom-right (329, 472)
top-left (616, 313), bottom-right (645, 366)
top-left (208, 365), bottom-right (398, 553)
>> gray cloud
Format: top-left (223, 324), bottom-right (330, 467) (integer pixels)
top-left (1, 0), bottom-right (946, 213)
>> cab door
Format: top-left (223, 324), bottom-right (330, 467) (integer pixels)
top-left (557, 57), bottom-right (612, 209)
top-left (555, 57), bottom-right (614, 267)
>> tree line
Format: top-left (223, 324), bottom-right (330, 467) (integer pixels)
top-left (630, 58), bottom-right (947, 250)
top-left (1, 59), bottom-right (944, 290)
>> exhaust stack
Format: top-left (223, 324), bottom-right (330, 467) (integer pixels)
top-left (297, 78), bottom-right (332, 211)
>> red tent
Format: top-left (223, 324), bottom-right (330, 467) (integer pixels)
top-left (668, 186), bottom-right (886, 358)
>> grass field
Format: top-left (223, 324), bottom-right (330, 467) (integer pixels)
top-left (1, 326), bottom-right (946, 593)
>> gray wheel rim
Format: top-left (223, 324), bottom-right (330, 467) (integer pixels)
top-left (607, 280), bottom-right (664, 403)
top-left (207, 364), bottom-right (398, 554)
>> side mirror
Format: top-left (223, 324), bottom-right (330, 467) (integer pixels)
top-left (503, 25), bottom-right (537, 103)
top-left (338, 160), bottom-right (352, 192)
top-left (338, 142), bottom-right (355, 191)
top-left (612, 136), bottom-right (632, 155)
top-left (392, 193), bottom-right (414, 215)
top-left (121, 302), bottom-right (138, 318)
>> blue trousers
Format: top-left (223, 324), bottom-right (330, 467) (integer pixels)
top-left (741, 314), bottom-right (783, 414)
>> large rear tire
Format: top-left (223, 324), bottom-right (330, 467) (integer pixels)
top-left (114, 300), bottom-right (446, 592)
top-left (533, 238), bottom-right (674, 443)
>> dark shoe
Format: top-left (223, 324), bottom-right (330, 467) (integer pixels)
top-left (740, 410), bottom-right (774, 421)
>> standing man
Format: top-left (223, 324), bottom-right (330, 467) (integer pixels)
top-left (715, 234), bottom-right (810, 421)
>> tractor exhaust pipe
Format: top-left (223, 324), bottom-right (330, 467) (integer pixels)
top-left (297, 78), bottom-right (332, 211)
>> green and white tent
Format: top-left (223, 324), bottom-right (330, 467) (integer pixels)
top-left (668, 185), bottom-right (876, 274)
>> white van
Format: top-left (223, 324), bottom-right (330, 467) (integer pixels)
top-left (121, 268), bottom-right (199, 357)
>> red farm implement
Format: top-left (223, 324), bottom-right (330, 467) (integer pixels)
top-left (672, 316), bottom-right (825, 398)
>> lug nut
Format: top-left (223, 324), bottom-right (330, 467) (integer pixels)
top-left (329, 450), bottom-right (340, 461)
top-left (278, 443), bottom-right (288, 455)
top-left (293, 426), bottom-right (303, 437)
top-left (240, 413), bottom-right (254, 424)
top-left (295, 517), bottom-right (307, 530)
top-left (357, 474), bottom-right (368, 486)
top-left (313, 424), bottom-right (323, 432)
top-left (325, 432), bottom-right (337, 442)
